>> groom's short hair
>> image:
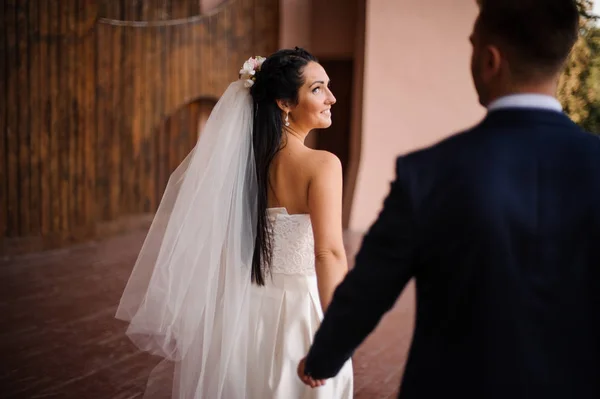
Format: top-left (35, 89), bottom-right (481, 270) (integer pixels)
top-left (476, 0), bottom-right (579, 80)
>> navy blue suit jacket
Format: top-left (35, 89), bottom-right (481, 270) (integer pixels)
top-left (304, 109), bottom-right (600, 398)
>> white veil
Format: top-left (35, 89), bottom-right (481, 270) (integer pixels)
top-left (116, 80), bottom-right (257, 398)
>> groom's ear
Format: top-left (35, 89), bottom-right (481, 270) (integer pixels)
top-left (483, 44), bottom-right (502, 79)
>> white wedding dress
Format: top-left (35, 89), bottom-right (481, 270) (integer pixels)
top-left (117, 81), bottom-right (353, 398)
top-left (243, 207), bottom-right (353, 398)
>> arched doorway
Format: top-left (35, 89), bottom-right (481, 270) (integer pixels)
top-left (200, 0), bottom-right (228, 14)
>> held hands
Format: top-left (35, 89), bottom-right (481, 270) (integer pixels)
top-left (297, 357), bottom-right (327, 388)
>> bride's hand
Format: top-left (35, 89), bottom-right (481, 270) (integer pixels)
top-left (297, 357), bottom-right (326, 388)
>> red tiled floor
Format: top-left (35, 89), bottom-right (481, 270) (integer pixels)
top-left (1, 229), bottom-right (415, 398)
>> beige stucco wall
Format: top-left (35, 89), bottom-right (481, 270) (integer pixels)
top-left (349, 0), bottom-right (485, 231)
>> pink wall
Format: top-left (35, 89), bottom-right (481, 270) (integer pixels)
top-left (343, 0), bottom-right (366, 228)
top-left (279, 0), bottom-right (312, 49)
top-left (350, 0), bottom-right (485, 231)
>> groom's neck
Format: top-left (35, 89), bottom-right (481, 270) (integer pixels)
top-left (486, 78), bottom-right (559, 106)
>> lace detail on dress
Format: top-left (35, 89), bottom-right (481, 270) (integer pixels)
top-left (266, 208), bottom-right (316, 276)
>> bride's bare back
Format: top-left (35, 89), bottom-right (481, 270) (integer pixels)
top-left (268, 138), bottom-right (322, 214)
top-left (268, 134), bottom-right (347, 311)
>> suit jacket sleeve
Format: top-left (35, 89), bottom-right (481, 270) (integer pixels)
top-left (304, 157), bottom-right (418, 379)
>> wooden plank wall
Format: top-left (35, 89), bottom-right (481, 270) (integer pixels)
top-left (1, 0), bottom-right (279, 255)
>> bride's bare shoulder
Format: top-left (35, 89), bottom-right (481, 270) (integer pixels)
top-left (301, 148), bottom-right (342, 181)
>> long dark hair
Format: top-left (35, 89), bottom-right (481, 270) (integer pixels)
top-left (249, 47), bottom-right (317, 285)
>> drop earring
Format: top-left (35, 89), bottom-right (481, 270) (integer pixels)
top-left (284, 112), bottom-right (290, 127)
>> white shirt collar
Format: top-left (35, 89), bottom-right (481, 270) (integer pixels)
top-left (487, 94), bottom-right (563, 112)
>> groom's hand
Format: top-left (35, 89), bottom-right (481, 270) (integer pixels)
top-left (297, 357), bottom-right (326, 388)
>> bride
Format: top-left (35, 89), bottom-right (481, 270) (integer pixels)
top-left (116, 47), bottom-right (354, 398)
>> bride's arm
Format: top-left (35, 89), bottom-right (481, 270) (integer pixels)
top-left (307, 151), bottom-right (348, 313)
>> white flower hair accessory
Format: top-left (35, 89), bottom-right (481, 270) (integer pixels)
top-left (239, 56), bottom-right (266, 88)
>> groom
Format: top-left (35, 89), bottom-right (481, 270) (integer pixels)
top-left (298, 0), bottom-right (600, 397)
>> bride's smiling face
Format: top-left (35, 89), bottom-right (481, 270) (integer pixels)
top-left (286, 62), bottom-right (336, 132)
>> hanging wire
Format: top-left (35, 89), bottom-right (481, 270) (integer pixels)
top-left (98, 0), bottom-right (232, 27)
